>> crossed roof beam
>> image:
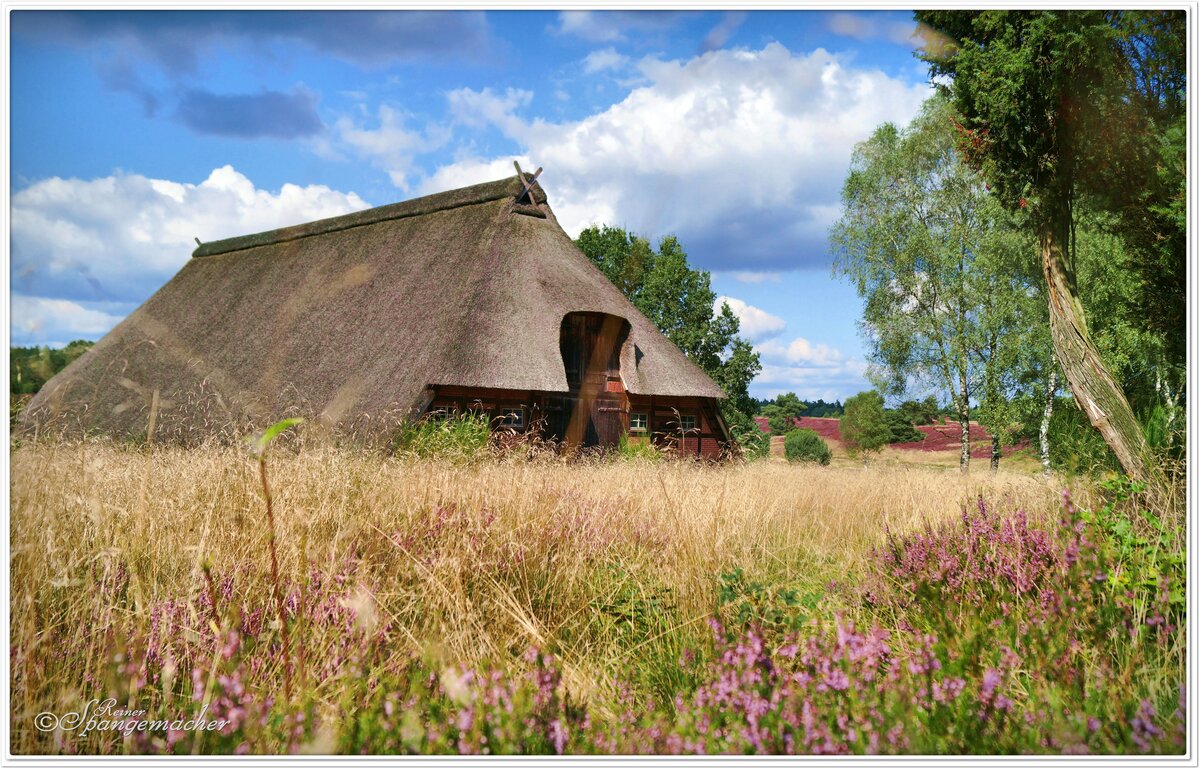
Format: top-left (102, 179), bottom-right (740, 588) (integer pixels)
top-left (513, 161), bottom-right (543, 205)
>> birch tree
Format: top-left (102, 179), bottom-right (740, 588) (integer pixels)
top-left (831, 95), bottom-right (1014, 472)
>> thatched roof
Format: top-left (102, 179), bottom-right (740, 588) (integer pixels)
top-left (22, 171), bottom-right (726, 443)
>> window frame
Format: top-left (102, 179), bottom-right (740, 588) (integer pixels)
top-left (498, 407), bottom-right (525, 429)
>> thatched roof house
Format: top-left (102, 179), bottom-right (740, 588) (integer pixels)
top-left (22, 169), bottom-right (731, 456)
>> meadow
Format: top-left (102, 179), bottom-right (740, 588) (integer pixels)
top-left (8, 438), bottom-right (1186, 755)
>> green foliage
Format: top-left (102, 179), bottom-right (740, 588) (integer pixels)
top-left (716, 567), bottom-right (822, 637)
top-left (1045, 399), bottom-right (1119, 476)
top-left (247, 418), bottom-right (305, 459)
top-left (840, 391), bottom-right (892, 460)
top-left (895, 397), bottom-right (941, 426)
top-left (916, 11), bottom-right (1186, 364)
top-left (783, 429), bottom-right (831, 466)
top-left (756, 397), bottom-right (843, 418)
top-left (883, 411), bottom-right (923, 443)
top-left (393, 411), bottom-right (491, 460)
top-left (916, 10), bottom-right (1187, 472)
top-left (1047, 396), bottom-right (1184, 477)
top-left (10, 340), bottom-right (95, 395)
top-left (1084, 476), bottom-right (1185, 620)
top-left (760, 392), bottom-right (806, 435)
top-left (830, 95), bottom-right (1024, 460)
top-left (617, 433), bottom-right (664, 462)
top-left (1073, 214), bottom-right (1180, 410)
top-left (720, 403), bottom-right (770, 460)
top-left (574, 226), bottom-right (761, 418)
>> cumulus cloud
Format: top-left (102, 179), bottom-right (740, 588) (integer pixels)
top-left (715, 296), bottom-right (786, 343)
top-left (582, 47), bottom-right (630, 74)
top-left (752, 336), bottom-right (870, 401)
top-left (417, 42), bottom-right (930, 273)
top-left (739, 328), bottom-right (873, 398)
top-left (10, 166), bottom-right (370, 317)
top-left (333, 106), bottom-right (451, 189)
top-left (177, 87), bottom-right (324, 139)
top-left (759, 335), bottom-right (856, 367)
top-left (11, 296), bottom-right (127, 346)
top-left (447, 87), bottom-right (533, 133)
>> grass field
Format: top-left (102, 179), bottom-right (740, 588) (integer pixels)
top-left (9, 439), bottom-right (1185, 755)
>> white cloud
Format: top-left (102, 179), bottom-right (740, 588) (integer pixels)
top-left (729, 271), bottom-right (782, 284)
top-left (714, 295), bottom-right (786, 342)
top-left (749, 333), bottom-right (870, 401)
top-left (11, 166), bottom-right (370, 341)
top-left (552, 11), bottom-right (683, 43)
top-left (582, 47), bottom-right (630, 74)
top-left (447, 87), bottom-right (533, 133)
top-left (757, 336), bottom-right (848, 368)
top-left (12, 296), bottom-right (125, 344)
top-left (418, 42), bottom-right (930, 273)
top-left (333, 105), bottom-right (450, 190)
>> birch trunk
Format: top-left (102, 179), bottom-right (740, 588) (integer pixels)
top-left (957, 370), bottom-right (971, 474)
top-left (1040, 371), bottom-right (1056, 478)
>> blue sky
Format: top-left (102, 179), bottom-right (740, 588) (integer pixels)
top-left (9, 9), bottom-right (936, 401)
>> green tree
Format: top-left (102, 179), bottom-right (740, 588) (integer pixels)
top-left (760, 392), bottom-right (806, 435)
top-left (831, 95), bottom-right (1020, 472)
top-left (10, 340), bottom-right (95, 395)
top-left (574, 226), bottom-right (762, 423)
top-left (841, 390), bottom-right (892, 464)
top-left (913, 10), bottom-right (1182, 486)
top-left (896, 396), bottom-right (940, 426)
top-left (883, 411), bottom-right (923, 443)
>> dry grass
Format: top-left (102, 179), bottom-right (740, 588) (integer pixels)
top-left (9, 440), bottom-right (1089, 751)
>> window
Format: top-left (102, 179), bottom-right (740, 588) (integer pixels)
top-left (630, 413), bottom-right (647, 432)
top-left (498, 408), bottom-right (524, 429)
top-left (680, 415), bottom-right (696, 432)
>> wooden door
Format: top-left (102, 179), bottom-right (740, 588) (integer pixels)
top-left (559, 312), bottom-right (629, 448)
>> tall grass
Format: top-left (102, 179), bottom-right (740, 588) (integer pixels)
top-left (12, 439), bottom-right (1178, 755)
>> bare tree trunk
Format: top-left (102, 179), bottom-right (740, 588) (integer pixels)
top-left (990, 435), bottom-right (1000, 473)
top-left (1040, 371), bottom-right (1056, 478)
top-left (1039, 198), bottom-right (1162, 488)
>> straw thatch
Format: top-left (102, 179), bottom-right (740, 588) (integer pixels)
top-left (22, 171), bottom-right (726, 444)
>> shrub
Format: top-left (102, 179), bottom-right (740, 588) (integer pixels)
top-left (722, 406), bottom-right (770, 460)
top-left (392, 410), bottom-right (491, 460)
top-left (784, 428), bottom-right (831, 465)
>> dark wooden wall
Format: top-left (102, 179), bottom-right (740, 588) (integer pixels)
top-left (424, 386), bottom-right (727, 458)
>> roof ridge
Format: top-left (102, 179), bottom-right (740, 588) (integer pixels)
top-left (192, 174), bottom-right (533, 259)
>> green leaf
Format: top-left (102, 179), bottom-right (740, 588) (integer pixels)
top-left (248, 417), bottom-right (305, 457)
